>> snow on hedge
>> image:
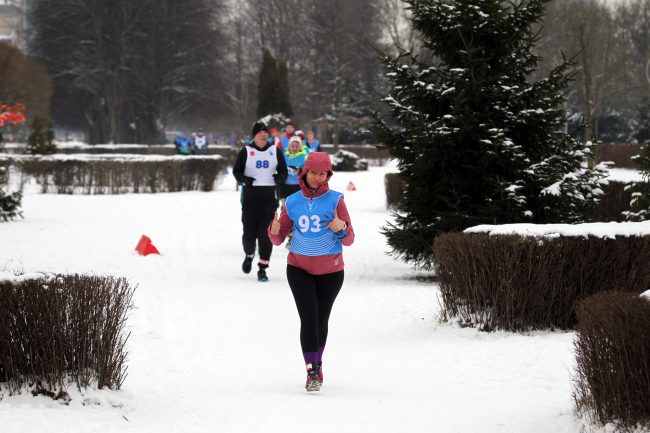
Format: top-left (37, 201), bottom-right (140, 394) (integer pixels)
top-left (0, 153), bottom-right (224, 162)
top-left (0, 271), bottom-right (51, 283)
top-left (465, 221), bottom-right (650, 239)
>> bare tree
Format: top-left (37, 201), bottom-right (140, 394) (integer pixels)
top-left (28, 0), bottom-right (227, 144)
top-left (538, 0), bottom-right (629, 141)
top-left (376, 0), bottom-right (419, 54)
top-left (0, 43), bottom-right (51, 120)
top-left (221, 0), bottom-right (258, 136)
top-left (301, 0), bottom-right (384, 146)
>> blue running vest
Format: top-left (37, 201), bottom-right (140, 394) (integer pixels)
top-left (286, 190), bottom-right (344, 256)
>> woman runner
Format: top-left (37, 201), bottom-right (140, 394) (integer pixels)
top-left (268, 152), bottom-right (355, 391)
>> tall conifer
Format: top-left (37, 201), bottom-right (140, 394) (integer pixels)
top-left (373, 0), bottom-right (608, 269)
top-left (256, 49), bottom-right (292, 119)
top-left (276, 61), bottom-right (293, 118)
top-left (257, 49), bottom-right (278, 118)
top-left (0, 165), bottom-right (21, 221)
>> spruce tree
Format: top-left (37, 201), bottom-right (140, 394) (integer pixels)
top-left (256, 49), bottom-right (292, 119)
top-left (257, 49), bottom-right (278, 119)
top-left (0, 164), bottom-right (21, 221)
top-left (373, 0), bottom-right (608, 269)
top-left (276, 61), bottom-right (293, 118)
top-left (26, 116), bottom-right (56, 155)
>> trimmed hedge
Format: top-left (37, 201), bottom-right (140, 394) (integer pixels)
top-left (385, 172), bottom-right (405, 210)
top-left (384, 174), bottom-right (634, 221)
top-left (434, 233), bottom-right (650, 331)
top-left (596, 143), bottom-right (640, 169)
top-left (594, 181), bottom-right (633, 222)
top-left (573, 291), bottom-right (650, 430)
top-left (0, 274), bottom-right (134, 400)
top-left (2, 154), bottom-right (226, 194)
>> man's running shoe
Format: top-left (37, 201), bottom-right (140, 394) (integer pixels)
top-left (257, 269), bottom-right (268, 282)
top-left (242, 255), bottom-right (253, 274)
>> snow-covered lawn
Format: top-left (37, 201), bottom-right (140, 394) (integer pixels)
top-left (0, 163), bottom-right (610, 433)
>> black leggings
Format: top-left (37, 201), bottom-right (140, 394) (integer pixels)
top-left (287, 265), bottom-right (344, 356)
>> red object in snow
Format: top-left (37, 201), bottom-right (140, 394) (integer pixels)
top-left (0, 102), bottom-right (26, 127)
top-left (346, 181), bottom-right (357, 191)
top-left (135, 235), bottom-right (160, 256)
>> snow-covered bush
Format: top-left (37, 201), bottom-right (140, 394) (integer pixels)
top-left (322, 145), bottom-right (389, 166)
top-left (0, 273), bottom-right (134, 400)
top-left (573, 291), bottom-right (650, 430)
top-left (4, 154), bottom-right (226, 194)
top-left (331, 150), bottom-right (367, 172)
top-left (434, 228), bottom-right (650, 331)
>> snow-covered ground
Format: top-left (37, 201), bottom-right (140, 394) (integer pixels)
top-left (0, 162), bottom-right (623, 433)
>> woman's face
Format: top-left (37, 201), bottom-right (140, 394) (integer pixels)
top-left (306, 169), bottom-right (328, 189)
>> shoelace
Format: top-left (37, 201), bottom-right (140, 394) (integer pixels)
top-left (306, 375), bottom-right (321, 391)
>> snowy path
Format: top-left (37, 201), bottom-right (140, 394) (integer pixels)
top-left (0, 165), bottom-right (585, 433)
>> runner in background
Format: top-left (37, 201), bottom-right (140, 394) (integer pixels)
top-left (232, 122), bottom-right (288, 282)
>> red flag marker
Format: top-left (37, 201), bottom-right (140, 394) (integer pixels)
top-left (135, 235), bottom-right (160, 256)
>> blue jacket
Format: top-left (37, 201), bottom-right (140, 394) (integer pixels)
top-left (307, 139), bottom-right (320, 152)
top-left (284, 146), bottom-right (310, 185)
top-left (174, 136), bottom-right (193, 154)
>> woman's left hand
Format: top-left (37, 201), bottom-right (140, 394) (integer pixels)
top-left (327, 211), bottom-right (346, 233)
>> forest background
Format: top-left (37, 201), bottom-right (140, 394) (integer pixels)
top-left (1, 0), bottom-right (649, 146)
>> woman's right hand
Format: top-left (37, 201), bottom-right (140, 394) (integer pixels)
top-left (270, 212), bottom-right (281, 235)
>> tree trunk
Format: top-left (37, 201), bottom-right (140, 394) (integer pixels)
top-left (579, 23), bottom-right (593, 145)
top-left (333, 73), bottom-right (341, 152)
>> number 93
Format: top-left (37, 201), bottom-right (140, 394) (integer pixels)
top-left (298, 214), bottom-right (322, 233)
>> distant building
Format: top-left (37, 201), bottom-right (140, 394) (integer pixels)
top-left (0, 0), bottom-right (25, 50)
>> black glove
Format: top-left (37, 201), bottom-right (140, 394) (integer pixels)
top-left (243, 176), bottom-right (255, 187)
top-left (273, 174), bottom-right (284, 185)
